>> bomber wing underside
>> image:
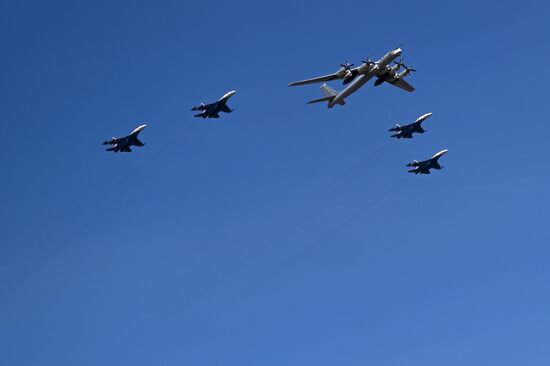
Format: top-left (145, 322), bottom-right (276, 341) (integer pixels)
top-left (288, 73), bottom-right (342, 87)
top-left (387, 78), bottom-right (415, 92)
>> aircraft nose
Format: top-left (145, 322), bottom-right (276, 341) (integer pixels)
top-left (437, 149), bottom-right (449, 157)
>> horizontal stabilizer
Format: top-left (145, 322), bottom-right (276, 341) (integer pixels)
top-left (307, 96), bottom-right (335, 104)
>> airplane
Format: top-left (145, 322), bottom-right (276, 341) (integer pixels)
top-left (288, 47), bottom-right (415, 108)
top-left (406, 149), bottom-right (448, 174)
top-left (192, 90), bottom-right (236, 118)
top-left (102, 124), bottom-right (147, 153)
top-left (389, 112), bottom-right (432, 139)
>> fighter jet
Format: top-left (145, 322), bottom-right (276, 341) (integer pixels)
top-left (191, 90), bottom-right (236, 118)
top-left (288, 47), bottom-right (415, 108)
top-left (390, 112), bottom-right (432, 139)
top-left (102, 124), bottom-right (147, 153)
top-left (406, 149), bottom-right (448, 174)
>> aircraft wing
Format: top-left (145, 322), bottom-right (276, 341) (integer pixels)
top-left (288, 73), bottom-right (342, 87)
top-left (219, 103), bottom-right (232, 113)
top-left (388, 78), bottom-right (415, 92)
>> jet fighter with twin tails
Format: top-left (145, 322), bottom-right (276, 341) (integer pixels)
top-left (192, 90), bottom-right (236, 119)
top-left (406, 149), bottom-right (448, 175)
top-left (288, 47), bottom-right (416, 107)
top-left (102, 124), bottom-right (147, 153)
top-left (390, 112), bottom-right (432, 139)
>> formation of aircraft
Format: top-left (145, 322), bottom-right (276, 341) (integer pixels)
top-left (289, 47), bottom-right (415, 108)
top-left (102, 124), bottom-right (147, 153)
top-left (101, 46), bottom-right (448, 175)
top-left (406, 149), bottom-right (448, 174)
top-left (191, 90), bottom-right (236, 119)
top-left (389, 112), bottom-right (432, 139)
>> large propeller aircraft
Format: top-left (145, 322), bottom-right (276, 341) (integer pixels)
top-left (288, 47), bottom-right (415, 108)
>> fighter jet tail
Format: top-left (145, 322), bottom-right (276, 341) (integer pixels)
top-left (389, 124), bottom-right (401, 132)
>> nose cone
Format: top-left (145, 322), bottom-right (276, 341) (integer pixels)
top-left (221, 90), bottom-right (237, 100)
top-left (131, 124), bottom-right (147, 134)
top-left (433, 149), bottom-right (448, 159)
top-left (417, 112), bottom-right (433, 122)
top-left (393, 47), bottom-right (403, 56)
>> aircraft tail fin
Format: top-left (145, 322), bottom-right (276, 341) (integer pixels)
top-left (389, 123), bottom-right (401, 132)
top-left (307, 84), bottom-right (345, 106)
top-left (321, 83), bottom-right (339, 97)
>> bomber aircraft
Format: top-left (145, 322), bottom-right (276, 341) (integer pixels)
top-left (288, 47), bottom-right (415, 107)
top-left (102, 124), bottom-right (147, 153)
top-left (390, 112), bottom-right (432, 139)
top-left (406, 149), bottom-right (448, 174)
top-left (192, 90), bottom-right (236, 118)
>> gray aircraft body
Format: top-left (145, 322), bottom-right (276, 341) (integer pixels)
top-left (289, 47), bottom-right (415, 107)
top-left (407, 149), bottom-right (448, 174)
top-left (102, 124), bottom-right (147, 153)
top-left (390, 112), bottom-right (432, 139)
top-left (192, 90), bottom-right (236, 118)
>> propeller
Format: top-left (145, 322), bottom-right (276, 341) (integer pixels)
top-left (393, 59), bottom-right (405, 68)
top-left (361, 57), bottom-right (374, 66)
top-left (340, 59), bottom-right (354, 70)
top-left (394, 60), bottom-right (416, 78)
top-left (403, 66), bottom-right (416, 76)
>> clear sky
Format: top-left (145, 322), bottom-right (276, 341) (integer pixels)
top-left (1, 0), bottom-right (550, 365)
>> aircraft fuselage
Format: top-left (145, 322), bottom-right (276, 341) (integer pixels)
top-left (329, 48), bottom-right (402, 107)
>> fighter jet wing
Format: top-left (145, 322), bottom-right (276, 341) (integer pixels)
top-left (288, 73), bottom-right (343, 87)
top-left (387, 78), bottom-right (415, 92)
top-left (219, 103), bottom-right (233, 113)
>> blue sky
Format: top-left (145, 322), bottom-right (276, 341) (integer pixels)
top-left (1, 0), bottom-right (550, 365)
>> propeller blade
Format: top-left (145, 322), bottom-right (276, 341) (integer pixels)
top-left (340, 60), bottom-right (355, 70)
